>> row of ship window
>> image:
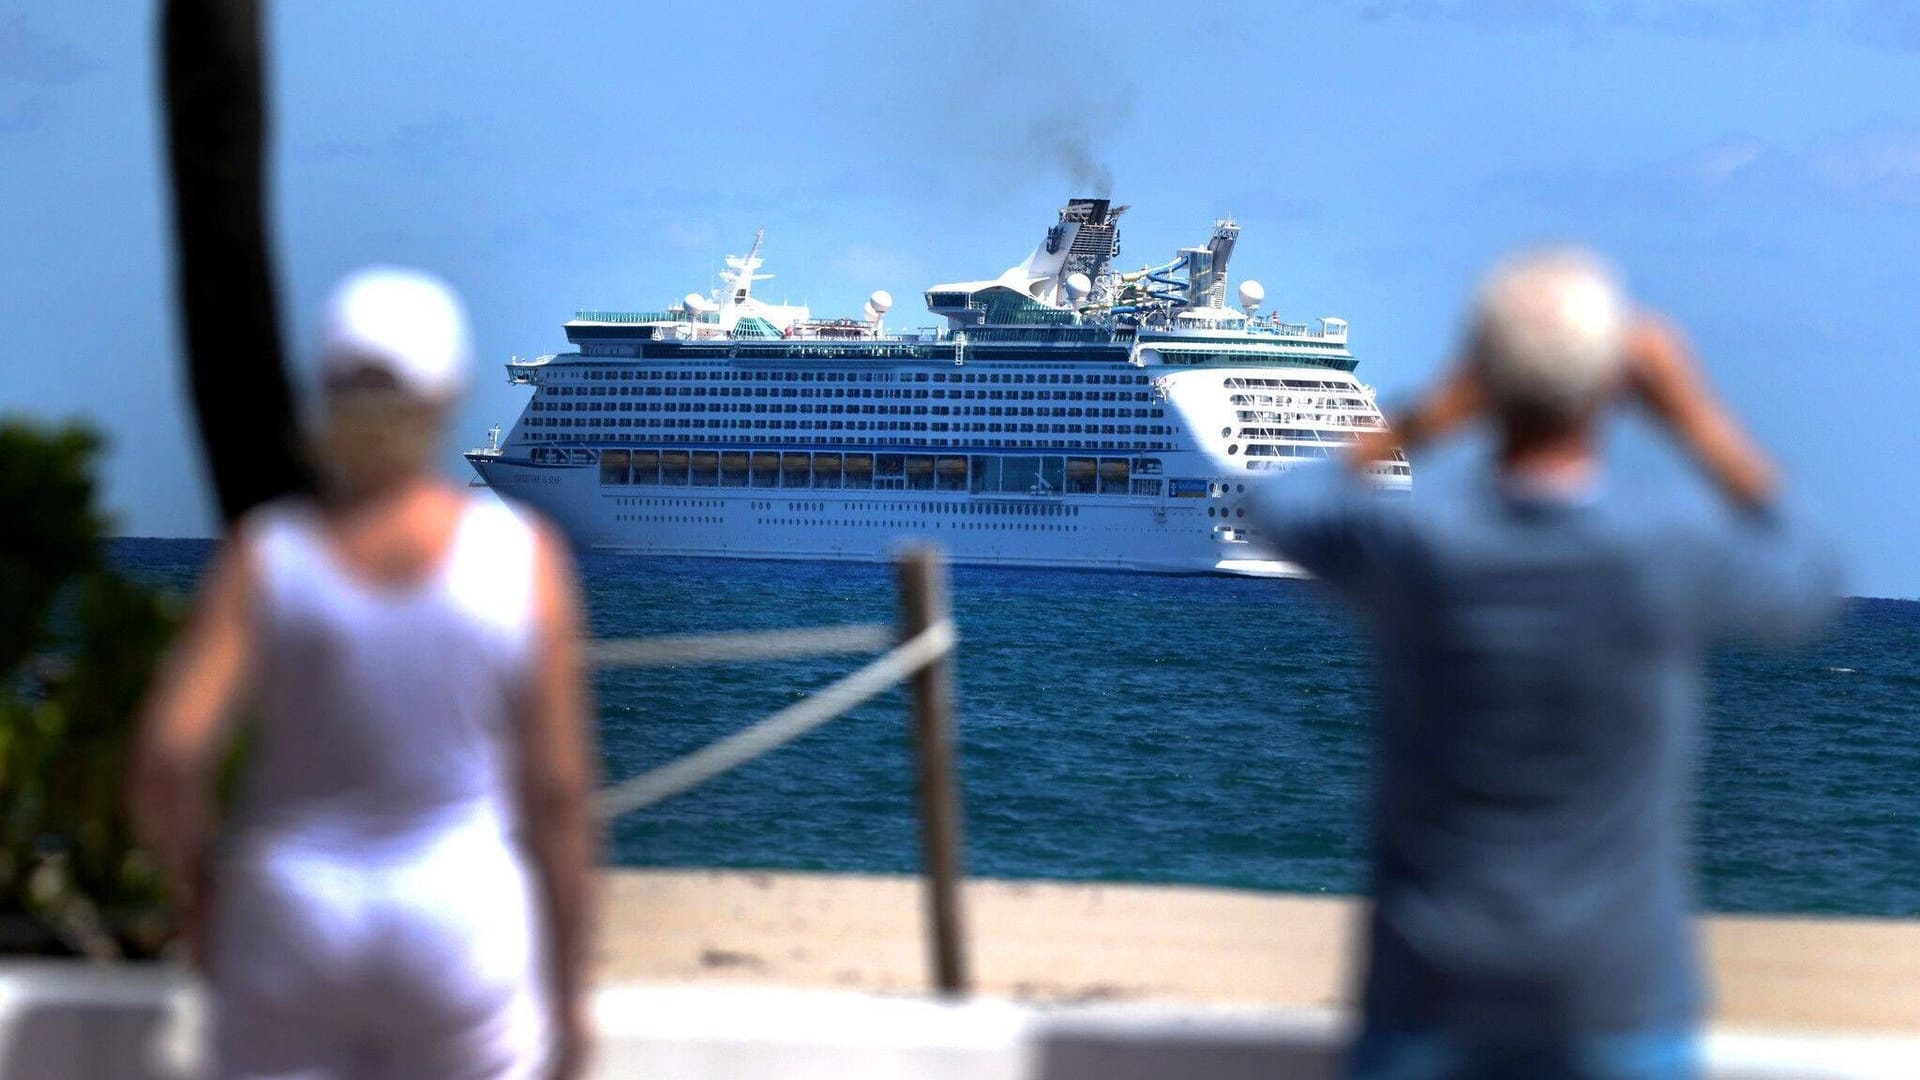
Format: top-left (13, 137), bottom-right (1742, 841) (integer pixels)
top-left (729, 501), bottom-right (1081, 517)
top-left (1236, 412), bottom-right (1382, 429)
top-left (525, 433), bottom-right (1177, 450)
top-left (525, 418), bottom-right (1172, 436)
top-left (1232, 444), bottom-right (1335, 458)
top-left (591, 450), bottom-right (1164, 497)
top-left (754, 517), bottom-right (1077, 532)
top-left (528, 402), bottom-right (1166, 418)
top-left (543, 386), bottom-right (1152, 402)
top-left (738, 501), bottom-right (1084, 517)
top-left (1224, 377), bottom-right (1358, 391)
top-left (1233, 426), bottom-right (1364, 443)
top-left (548, 367), bottom-right (1152, 386)
top-left (1231, 394), bottom-right (1371, 410)
top-left (533, 397), bottom-right (1160, 412)
top-left (1240, 459), bottom-right (1412, 476)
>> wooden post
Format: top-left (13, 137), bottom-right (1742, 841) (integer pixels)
top-left (897, 546), bottom-right (969, 996)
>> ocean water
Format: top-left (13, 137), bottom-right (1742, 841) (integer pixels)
top-left (110, 539), bottom-right (1920, 917)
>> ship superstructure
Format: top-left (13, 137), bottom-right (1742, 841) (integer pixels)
top-left (467, 198), bottom-right (1408, 576)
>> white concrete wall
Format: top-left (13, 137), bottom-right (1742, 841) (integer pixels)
top-left (3, 964), bottom-right (1917, 1079)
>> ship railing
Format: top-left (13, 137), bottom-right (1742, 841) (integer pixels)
top-left (1255, 322), bottom-right (1319, 337)
top-left (1240, 320), bottom-right (1350, 341)
top-left (571, 309), bottom-right (721, 325)
top-left (829, 329), bottom-right (946, 345)
top-left (589, 547), bottom-right (969, 995)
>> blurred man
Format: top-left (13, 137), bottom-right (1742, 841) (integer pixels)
top-left (1252, 250), bottom-right (1840, 1080)
top-left (132, 268), bottom-right (596, 1079)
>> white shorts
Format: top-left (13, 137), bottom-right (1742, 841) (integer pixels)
top-left (209, 821), bottom-right (550, 1080)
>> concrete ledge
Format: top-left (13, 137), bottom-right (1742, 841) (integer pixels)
top-left (6, 967), bottom-right (1920, 1080)
top-left (0, 964), bottom-right (196, 1080)
top-left (9, 871), bottom-right (1919, 1078)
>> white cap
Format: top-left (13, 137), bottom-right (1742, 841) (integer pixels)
top-left (316, 267), bottom-right (473, 401)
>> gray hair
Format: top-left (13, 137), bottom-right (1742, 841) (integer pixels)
top-left (1467, 248), bottom-right (1629, 424)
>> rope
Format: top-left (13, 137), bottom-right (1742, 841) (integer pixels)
top-left (595, 619), bottom-right (957, 819)
top-left (588, 623), bottom-right (896, 670)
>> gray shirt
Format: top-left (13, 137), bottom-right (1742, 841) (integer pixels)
top-left (1253, 467), bottom-right (1840, 1037)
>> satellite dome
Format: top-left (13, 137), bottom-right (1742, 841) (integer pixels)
top-left (1238, 280), bottom-right (1266, 313)
top-left (1065, 272), bottom-right (1093, 302)
top-left (868, 290), bottom-right (894, 314)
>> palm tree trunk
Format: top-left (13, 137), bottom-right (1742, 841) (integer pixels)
top-left (160, 0), bottom-right (314, 525)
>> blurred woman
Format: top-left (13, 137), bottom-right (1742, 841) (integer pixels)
top-left (132, 268), bottom-right (595, 1079)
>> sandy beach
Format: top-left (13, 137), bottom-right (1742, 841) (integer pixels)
top-left (596, 870), bottom-right (1920, 1033)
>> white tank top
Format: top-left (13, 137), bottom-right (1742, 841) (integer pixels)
top-left (233, 494), bottom-right (540, 854)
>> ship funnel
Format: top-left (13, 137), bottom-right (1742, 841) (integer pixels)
top-left (1054, 198), bottom-right (1125, 308)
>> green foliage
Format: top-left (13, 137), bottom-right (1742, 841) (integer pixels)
top-left (0, 424), bottom-right (104, 670)
top-left (0, 420), bottom-right (179, 958)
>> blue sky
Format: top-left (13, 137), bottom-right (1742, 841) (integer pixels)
top-left (2, 2), bottom-right (1916, 597)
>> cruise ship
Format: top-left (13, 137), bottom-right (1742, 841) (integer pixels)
top-left (467, 198), bottom-right (1409, 576)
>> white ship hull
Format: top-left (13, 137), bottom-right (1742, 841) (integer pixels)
top-left (474, 453), bottom-right (1306, 577)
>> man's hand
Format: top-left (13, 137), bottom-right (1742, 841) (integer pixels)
top-left (1346, 428), bottom-right (1399, 471)
top-left (1348, 363), bottom-right (1486, 471)
top-left (1623, 315), bottom-right (1778, 510)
